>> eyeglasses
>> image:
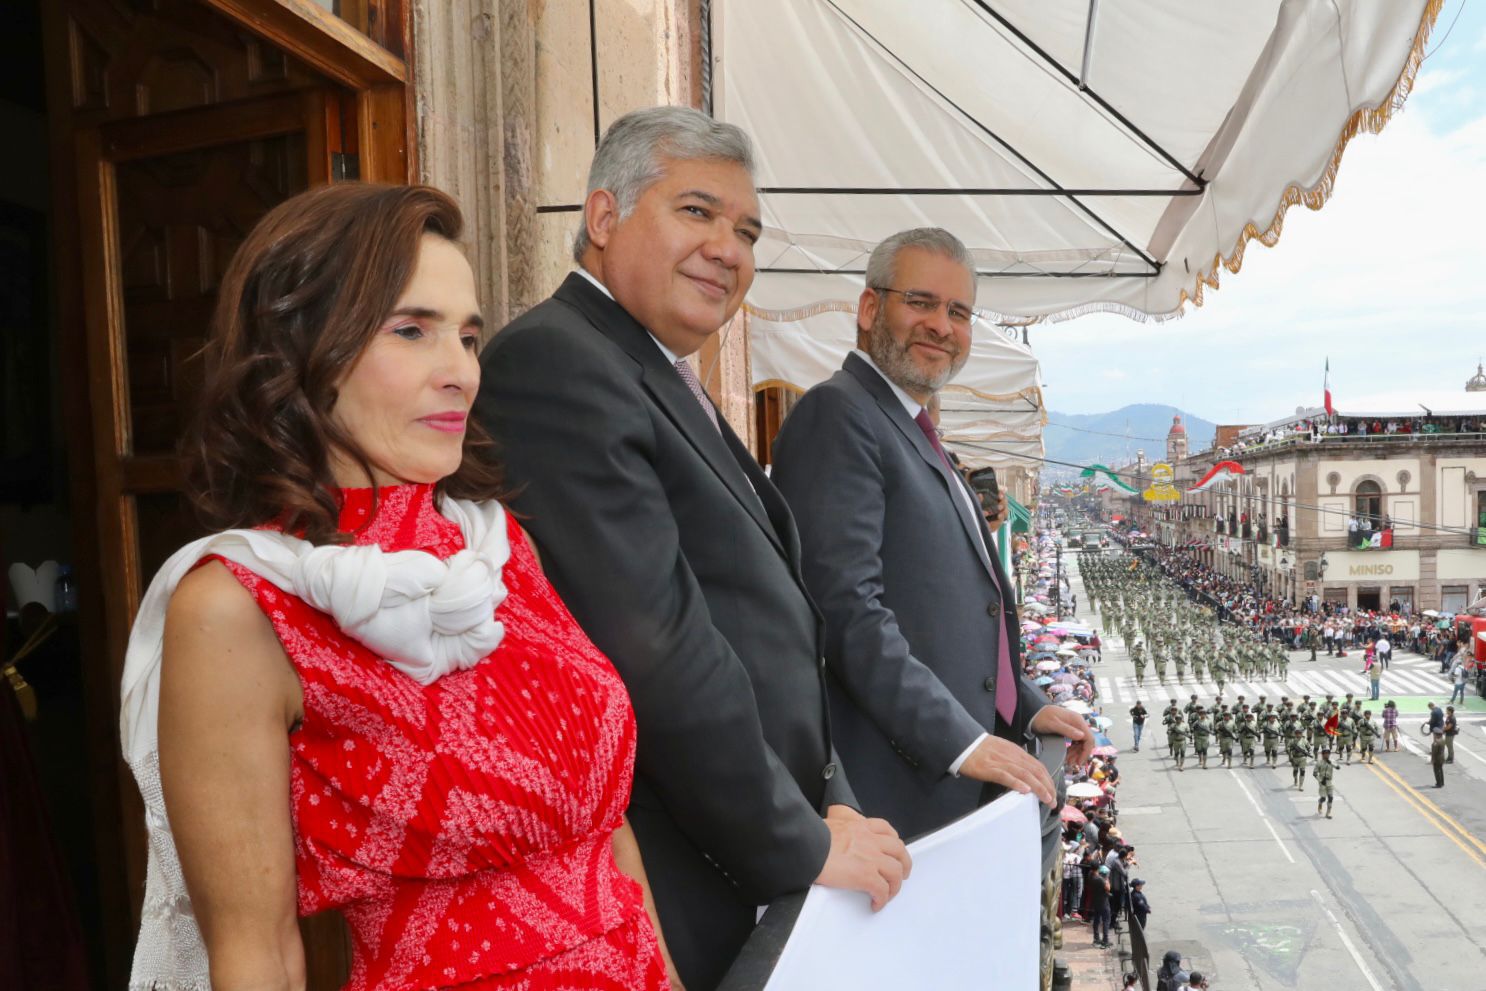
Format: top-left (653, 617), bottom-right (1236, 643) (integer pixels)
top-left (872, 287), bottom-right (979, 328)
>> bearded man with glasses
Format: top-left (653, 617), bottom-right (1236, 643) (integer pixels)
top-left (771, 227), bottom-right (1091, 841)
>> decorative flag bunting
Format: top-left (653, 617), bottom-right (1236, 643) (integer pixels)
top-left (1079, 464), bottom-right (1139, 493)
top-left (1186, 460), bottom-right (1246, 494)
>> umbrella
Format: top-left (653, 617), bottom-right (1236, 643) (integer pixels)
top-left (1049, 684), bottom-right (1074, 696)
top-left (1060, 804), bottom-right (1088, 825)
top-left (1056, 647), bottom-right (1080, 657)
top-left (1023, 602), bottom-right (1050, 615)
top-left (1035, 635), bottom-right (1060, 644)
top-left (1035, 675), bottom-right (1055, 686)
top-left (1067, 657), bottom-right (1090, 667)
top-left (1093, 745), bottom-right (1119, 757)
top-left (1021, 620), bottom-right (1042, 632)
top-left (1061, 699), bottom-right (1093, 714)
top-left (1066, 782), bottom-right (1103, 799)
top-left (1076, 644), bottom-right (1099, 652)
top-left (1055, 674), bottom-right (1080, 684)
top-left (1093, 732), bottom-right (1114, 748)
top-left (1092, 716), bottom-right (1113, 730)
top-left (1035, 660), bottom-right (1061, 672)
top-left (1423, 609), bottom-right (1440, 617)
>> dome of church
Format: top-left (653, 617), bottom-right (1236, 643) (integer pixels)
top-left (1168, 414), bottom-right (1186, 435)
top-left (1467, 361), bottom-right (1486, 393)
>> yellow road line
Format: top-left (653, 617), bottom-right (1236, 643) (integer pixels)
top-left (1367, 759), bottom-right (1486, 869)
top-left (1370, 757), bottom-right (1486, 858)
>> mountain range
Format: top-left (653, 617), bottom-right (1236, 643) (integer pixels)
top-left (1043, 404), bottom-right (1217, 475)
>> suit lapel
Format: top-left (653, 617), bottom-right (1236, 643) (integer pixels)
top-left (554, 274), bottom-right (784, 556)
top-left (843, 353), bottom-right (997, 580)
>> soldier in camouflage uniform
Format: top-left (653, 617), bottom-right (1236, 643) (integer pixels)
top-left (1262, 713), bottom-right (1282, 768)
top-left (1315, 748), bottom-right (1337, 818)
top-left (1288, 733), bottom-right (1312, 790)
top-left (1335, 707), bottom-right (1355, 765)
top-left (1238, 713), bottom-right (1258, 768)
top-left (1191, 707), bottom-right (1212, 770)
top-left (1216, 710), bottom-right (1236, 769)
top-left (1169, 713), bottom-right (1188, 771)
top-left (1356, 709), bottom-right (1378, 764)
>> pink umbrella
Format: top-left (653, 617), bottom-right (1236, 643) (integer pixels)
top-left (1093, 745), bottom-right (1119, 758)
top-left (1060, 804), bottom-right (1087, 824)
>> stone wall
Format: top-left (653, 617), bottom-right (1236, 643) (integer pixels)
top-left (413, 0), bottom-right (755, 440)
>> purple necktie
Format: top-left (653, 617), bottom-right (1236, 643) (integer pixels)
top-left (675, 359), bottom-right (720, 433)
top-left (913, 410), bottom-right (1018, 725)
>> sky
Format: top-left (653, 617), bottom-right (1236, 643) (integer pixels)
top-left (1030, 0), bottom-right (1486, 425)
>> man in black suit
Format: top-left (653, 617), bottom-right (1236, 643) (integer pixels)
top-left (771, 228), bottom-right (1091, 840)
top-left (474, 107), bottom-right (909, 991)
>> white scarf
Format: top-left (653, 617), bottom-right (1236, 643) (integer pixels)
top-left (119, 496), bottom-right (509, 989)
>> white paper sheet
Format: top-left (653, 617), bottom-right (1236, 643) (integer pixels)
top-left (763, 792), bottom-right (1041, 990)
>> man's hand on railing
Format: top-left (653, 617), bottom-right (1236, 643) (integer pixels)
top-left (816, 805), bottom-right (913, 912)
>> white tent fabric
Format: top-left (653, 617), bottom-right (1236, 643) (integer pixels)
top-left (748, 304), bottom-right (1045, 471)
top-left (717, 0), bottom-right (1440, 322)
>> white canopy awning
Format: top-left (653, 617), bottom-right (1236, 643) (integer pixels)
top-left (748, 304), bottom-right (1045, 471)
top-left (717, 0), bottom-right (1440, 322)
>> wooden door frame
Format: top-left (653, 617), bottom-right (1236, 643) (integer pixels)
top-left (42, 2), bottom-right (415, 984)
top-left (202, 0), bottom-right (417, 182)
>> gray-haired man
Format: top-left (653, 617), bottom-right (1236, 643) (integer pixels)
top-left (476, 107), bottom-right (911, 989)
top-left (771, 227), bottom-right (1091, 840)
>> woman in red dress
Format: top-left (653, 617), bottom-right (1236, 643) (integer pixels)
top-left (121, 184), bottom-right (675, 990)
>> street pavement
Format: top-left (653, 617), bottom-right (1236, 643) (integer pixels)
top-left (1067, 552), bottom-right (1486, 991)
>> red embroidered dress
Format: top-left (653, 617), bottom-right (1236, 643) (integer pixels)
top-left (217, 484), bottom-right (665, 991)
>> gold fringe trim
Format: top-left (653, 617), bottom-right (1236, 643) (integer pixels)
top-left (1174, 0), bottom-right (1446, 315)
top-left (743, 301), bottom-right (857, 322)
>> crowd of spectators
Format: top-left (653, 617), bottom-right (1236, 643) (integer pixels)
top-left (1133, 544), bottom-right (1468, 671)
top-left (1216, 413), bottom-right (1486, 458)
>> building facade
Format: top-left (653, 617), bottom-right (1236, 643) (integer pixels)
top-left (1109, 402), bottom-right (1486, 613)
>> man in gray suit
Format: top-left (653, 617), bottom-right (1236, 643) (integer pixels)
top-left (771, 227), bottom-right (1091, 839)
top-left (475, 108), bottom-right (909, 991)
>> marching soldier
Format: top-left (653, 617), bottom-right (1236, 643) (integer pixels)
top-left (1132, 640), bottom-right (1147, 686)
top-left (1215, 710), bottom-right (1236, 770)
top-left (1357, 709), bottom-right (1379, 764)
top-left (1315, 747), bottom-right (1337, 818)
top-left (1262, 713), bottom-right (1282, 768)
top-left (1162, 699), bottom-right (1180, 755)
top-left (1335, 707), bottom-right (1355, 765)
top-left (1184, 693), bottom-right (1201, 723)
top-left (1191, 707), bottom-right (1212, 770)
top-left (1238, 713), bottom-right (1259, 769)
top-left (1169, 713), bottom-right (1188, 771)
top-left (1288, 733), bottom-right (1312, 790)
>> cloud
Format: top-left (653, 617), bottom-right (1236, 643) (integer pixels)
top-left (1035, 98), bottom-right (1486, 424)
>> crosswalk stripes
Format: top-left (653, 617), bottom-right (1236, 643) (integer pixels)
top-left (1096, 667), bottom-right (1452, 705)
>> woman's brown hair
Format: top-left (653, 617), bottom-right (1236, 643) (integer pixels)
top-left (183, 183), bottom-right (504, 544)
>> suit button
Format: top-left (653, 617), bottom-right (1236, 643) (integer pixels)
top-left (984, 677), bottom-right (996, 692)
top-left (986, 601), bottom-right (1000, 617)
top-left (822, 762), bottom-right (837, 780)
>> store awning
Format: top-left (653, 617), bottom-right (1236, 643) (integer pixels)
top-left (1009, 495), bottom-right (1033, 534)
top-left (717, 0), bottom-right (1440, 323)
